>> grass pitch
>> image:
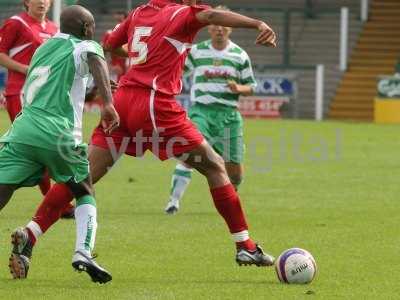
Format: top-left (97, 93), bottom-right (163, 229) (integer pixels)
top-left (0, 110), bottom-right (399, 299)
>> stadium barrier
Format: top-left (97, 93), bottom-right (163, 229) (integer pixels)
top-left (374, 76), bottom-right (400, 123)
top-left (177, 73), bottom-right (298, 119)
top-left (360, 0), bottom-right (369, 22)
top-left (340, 7), bottom-right (349, 71)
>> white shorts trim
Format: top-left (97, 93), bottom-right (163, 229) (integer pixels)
top-left (149, 89), bottom-right (157, 132)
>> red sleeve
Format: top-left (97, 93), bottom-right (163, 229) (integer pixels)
top-left (104, 14), bottom-right (131, 50)
top-left (184, 5), bottom-right (211, 33)
top-left (102, 31), bottom-right (111, 47)
top-left (49, 21), bottom-right (59, 35)
top-left (0, 19), bottom-right (20, 54)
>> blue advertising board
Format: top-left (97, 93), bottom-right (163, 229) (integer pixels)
top-left (0, 68), bottom-right (6, 108)
top-left (254, 75), bottom-right (295, 96)
top-left (0, 68), bottom-right (5, 90)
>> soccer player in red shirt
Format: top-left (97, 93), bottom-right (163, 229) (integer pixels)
top-left (11, 0), bottom-right (277, 278)
top-left (0, 0), bottom-right (57, 197)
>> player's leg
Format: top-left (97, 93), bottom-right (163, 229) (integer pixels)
top-left (9, 145), bottom-right (115, 281)
top-left (21, 144), bottom-right (116, 245)
top-left (214, 109), bottom-right (245, 190)
top-left (0, 142), bottom-right (50, 279)
top-left (12, 177), bottom-right (110, 283)
top-left (88, 145), bottom-right (117, 183)
top-left (27, 144), bottom-right (114, 241)
top-left (152, 95), bottom-right (272, 265)
top-left (42, 145), bottom-right (112, 283)
top-left (66, 177), bottom-right (112, 284)
top-left (212, 137), bottom-right (244, 190)
top-left (165, 119), bottom-right (244, 213)
top-left (165, 104), bottom-right (211, 214)
top-left (0, 185), bottom-right (19, 276)
top-left (165, 162), bottom-right (193, 214)
top-left (225, 162), bottom-right (244, 190)
top-left (0, 184), bottom-right (17, 210)
top-left (179, 141), bottom-right (274, 266)
top-left (222, 134), bottom-right (244, 190)
top-left (37, 172), bottom-right (76, 221)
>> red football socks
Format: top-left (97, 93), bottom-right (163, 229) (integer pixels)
top-left (32, 183), bottom-right (74, 236)
top-left (236, 239), bottom-right (257, 251)
top-left (210, 184), bottom-right (256, 251)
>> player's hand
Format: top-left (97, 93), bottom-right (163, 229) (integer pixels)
top-left (255, 22), bottom-right (276, 47)
top-left (101, 103), bottom-right (120, 134)
top-left (110, 80), bottom-right (118, 93)
top-left (227, 80), bottom-right (241, 94)
top-left (19, 64), bottom-right (29, 75)
top-left (111, 65), bottom-right (124, 76)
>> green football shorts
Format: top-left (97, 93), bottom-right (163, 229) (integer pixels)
top-left (189, 102), bottom-right (244, 164)
top-left (0, 142), bottom-right (89, 187)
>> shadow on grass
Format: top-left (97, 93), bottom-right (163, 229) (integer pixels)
top-left (116, 211), bottom-right (216, 217)
top-left (181, 279), bottom-right (281, 286)
top-left (0, 277), bottom-right (281, 288)
top-left (115, 277), bottom-right (282, 286)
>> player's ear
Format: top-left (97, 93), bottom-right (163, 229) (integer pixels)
top-left (82, 22), bottom-right (89, 38)
top-left (23, 0), bottom-right (29, 11)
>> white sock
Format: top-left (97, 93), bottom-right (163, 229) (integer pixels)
top-left (75, 196), bottom-right (97, 256)
top-left (232, 230), bottom-right (250, 243)
top-left (26, 221), bottom-right (43, 240)
top-left (169, 163), bottom-right (193, 204)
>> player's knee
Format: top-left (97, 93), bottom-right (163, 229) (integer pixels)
top-left (203, 154), bottom-right (226, 177)
top-left (229, 174), bottom-right (243, 189)
top-left (66, 180), bottom-right (93, 199)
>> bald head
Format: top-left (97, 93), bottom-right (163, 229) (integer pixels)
top-left (60, 5), bottom-right (95, 40)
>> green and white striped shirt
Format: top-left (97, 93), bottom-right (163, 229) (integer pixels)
top-left (185, 39), bottom-right (257, 108)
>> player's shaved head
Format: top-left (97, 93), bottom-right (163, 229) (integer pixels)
top-left (60, 5), bottom-right (95, 40)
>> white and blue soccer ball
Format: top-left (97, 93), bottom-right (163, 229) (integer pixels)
top-left (275, 248), bottom-right (317, 284)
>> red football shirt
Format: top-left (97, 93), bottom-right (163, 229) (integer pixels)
top-left (105, 0), bottom-right (209, 96)
top-left (0, 12), bottom-right (58, 96)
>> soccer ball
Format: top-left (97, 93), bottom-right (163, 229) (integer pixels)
top-left (275, 248), bottom-right (317, 284)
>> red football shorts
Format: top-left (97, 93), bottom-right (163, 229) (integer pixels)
top-left (91, 87), bottom-right (204, 160)
top-left (5, 94), bottom-right (22, 122)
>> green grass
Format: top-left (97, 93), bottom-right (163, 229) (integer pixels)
top-left (0, 110), bottom-right (399, 299)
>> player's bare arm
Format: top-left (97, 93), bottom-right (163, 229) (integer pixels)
top-left (103, 44), bottom-right (128, 58)
top-left (105, 44), bottom-right (129, 58)
top-left (227, 80), bottom-right (254, 96)
top-left (196, 10), bottom-right (276, 47)
top-left (87, 53), bottom-right (120, 134)
top-left (0, 53), bottom-right (29, 74)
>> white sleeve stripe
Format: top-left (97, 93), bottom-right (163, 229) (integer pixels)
top-left (10, 15), bottom-right (30, 29)
top-left (170, 6), bottom-right (189, 21)
top-left (9, 42), bottom-right (32, 58)
top-left (130, 5), bottom-right (146, 20)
